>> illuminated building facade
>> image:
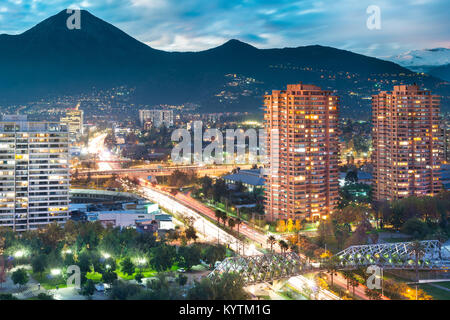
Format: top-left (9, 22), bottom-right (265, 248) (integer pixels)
top-left (372, 85), bottom-right (443, 201)
top-left (264, 83), bottom-right (339, 222)
top-left (60, 107), bottom-right (84, 142)
top-left (0, 116), bottom-right (70, 231)
top-left (139, 109), bottom-right (174, 128)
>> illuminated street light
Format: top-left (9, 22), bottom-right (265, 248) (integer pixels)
top-left (14, 250), bottom-right (25, 258)
top-left (102, 252), bottom-right (111, 259)
top-left (51, 268), bottom-right (62, 276)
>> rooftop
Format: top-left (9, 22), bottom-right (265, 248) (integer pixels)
top-left (223, 169), bottom-right (265, 186)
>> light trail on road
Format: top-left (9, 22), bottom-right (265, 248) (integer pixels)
top-left (140, 185), bottom-right (261, 256)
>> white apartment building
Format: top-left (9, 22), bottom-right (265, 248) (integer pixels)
top-left (60, 108), bottom-right (84, 142)
top-left (0, 115), bottom-right (70, 231)
top-left (139, 109), bottom-right (174, 128)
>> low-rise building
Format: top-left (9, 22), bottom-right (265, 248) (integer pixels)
top-left (223, 169), bottom-right (264, 192)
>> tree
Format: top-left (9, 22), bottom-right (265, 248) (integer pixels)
top-left (120, 257), bottom-right (135, 276)
top-left (36, 293), bottom-right (54, 300)
top-left (151, 245), bottom-right (177, 272)
top-left (228, 218), bottom-right (236, 229)
top-left (109, 281), bottom-right (142, 300)
top-left (11, 268), bottom-right (29, 288)
top-left (294, 220), bottom-right (302, 231)
top-left (349, 276), bottom-right (360, 297)
top-left (135, 272), bottom-right (143, 284)
top-left (220, 212), bottom-right (228, 227)
top-left (401, 218), bottom-right (430, 239)
top-left (287, 219), bottom-right (294, 233)
top-left (277, 220), bottom-right (286, 232)
top-left (178, 246), bottom-right (201, 271)
top-left (0, 294), bottom-right (18, 300)
top-left (411, 241), bottom-right (425, 283)
top-left (212, 179), bottom-right (228, 202)
top-left (200, 176), bottom-right (213, 199)
top-left (38, 222), bottom-right (65, 252)
top-left (177, 274), bottom-right (188, 286)
top-left (102, 270), bottom-right (118, 285)
top-left (279, 240), bottom-right (289, 254)
top-left (187, 273), bottom-right (248, 300)
top-left (78, 250), bottom-right (92, 273)
top-left (235, 218), bottom-right (242, 236)
top-left (214, 210), bottom-right (222, 226)
top-left (185, 226), bottom-right (198, 243)
top-left (323, 257), bottom-right (340, 287)
top-left (81, 279), bottom-right (96, 297)
top-left (0, 256), bottom-right (12, 289)
top-left (345, 170), bottom-right (358, 183)
top-left (202, 245), bottom-right (226, 266)
top-left (267, 236), bottom-right (276, 252)
top-left (31, 255), bottom-right (47, 276)
top-left (365, 287), bottom-right (382, 300)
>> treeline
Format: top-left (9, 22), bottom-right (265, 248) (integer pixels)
top-left (0, 221), bottom-right (233, 299)
top-left (375, 192), bottom-right (450, 239)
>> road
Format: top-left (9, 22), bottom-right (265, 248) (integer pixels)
top-left (84, 133), bottom-right (383, 300)
top-left (87, 133), bottom-right (120, 171)
top-left (332, 273), bottom-right (390, 300)
top-left (174, 192), bottom-right (270, 248)
top-left (288, 275), bottom-right (341, 300)
top-left (139, 185), bottom-right (261, 256)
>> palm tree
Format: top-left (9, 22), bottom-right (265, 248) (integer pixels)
top-left (411, 241), bottom-right (425, 284)
top-left (267, 236), bottom-right (276, 252)
top-left (214, 210), bottom-right (222, 226)
top-left (341, 270), bottom-right (352, 291)
top-left (324, 256), bottom-right (339, 287)
top-left (279, 240), bottom-right (289, 254)
top-left (235, 218), bottom-right (242, 236)
top-left (349, 276), bottom-right (359, 297)
top-left (228, 218), bottom-right (236, 229)
top-left (220, 212), bottom-right (228, 227)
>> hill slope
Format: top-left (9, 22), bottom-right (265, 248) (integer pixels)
top-left (0, 10), bottom-right (448, 117)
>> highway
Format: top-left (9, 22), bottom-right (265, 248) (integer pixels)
top-left (138, 184), bottom-right (261, 256)
top-left (84, 132), bottom-right (382, 300)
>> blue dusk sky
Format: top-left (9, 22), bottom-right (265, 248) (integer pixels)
top-left (0, 0), bottom-right (448, 57)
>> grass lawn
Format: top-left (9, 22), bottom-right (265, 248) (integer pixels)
top-left (115, 267), bottom-right (160, 280)
top-left (31, 272), bottom-right (68, 290)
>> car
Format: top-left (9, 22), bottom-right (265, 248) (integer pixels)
top-left (177, 268), bottom-right (186, 273)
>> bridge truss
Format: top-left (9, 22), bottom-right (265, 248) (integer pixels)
top-left (210, 240), bottom-right (450, 285)
top-left (334, 240), bottom-right (450, 270)
top-left (208, 252), bottom-right (316, 285)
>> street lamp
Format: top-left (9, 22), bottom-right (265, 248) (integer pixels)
top-left (50, 269), bottom-right (61, 276)
top-left (102, 252), bottom-right (111, 259)
top-left (14, 250), bottom-right (25, 258)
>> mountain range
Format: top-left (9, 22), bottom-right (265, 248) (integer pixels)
top-left (0, 10), bottom-right (449, 118)
top-left (389, 48), bottom-right (450, 82)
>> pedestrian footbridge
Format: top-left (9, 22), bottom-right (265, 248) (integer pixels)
top-left (209, 240), bottom-right (450, 285)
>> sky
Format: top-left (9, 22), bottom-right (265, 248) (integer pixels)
top-left (0, 0), bottom-right (448, 58)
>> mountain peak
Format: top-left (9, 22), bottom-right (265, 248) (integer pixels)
top-left (389, 47), bottom-right (450, 67)
top-left (219, 39), bottom-right (257, 50)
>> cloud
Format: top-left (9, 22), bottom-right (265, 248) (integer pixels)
top-left (0, 0), bottom-right (448, 57)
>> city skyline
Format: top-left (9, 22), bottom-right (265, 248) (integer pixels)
top-left (0, 0), bottom-right (449, 304)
